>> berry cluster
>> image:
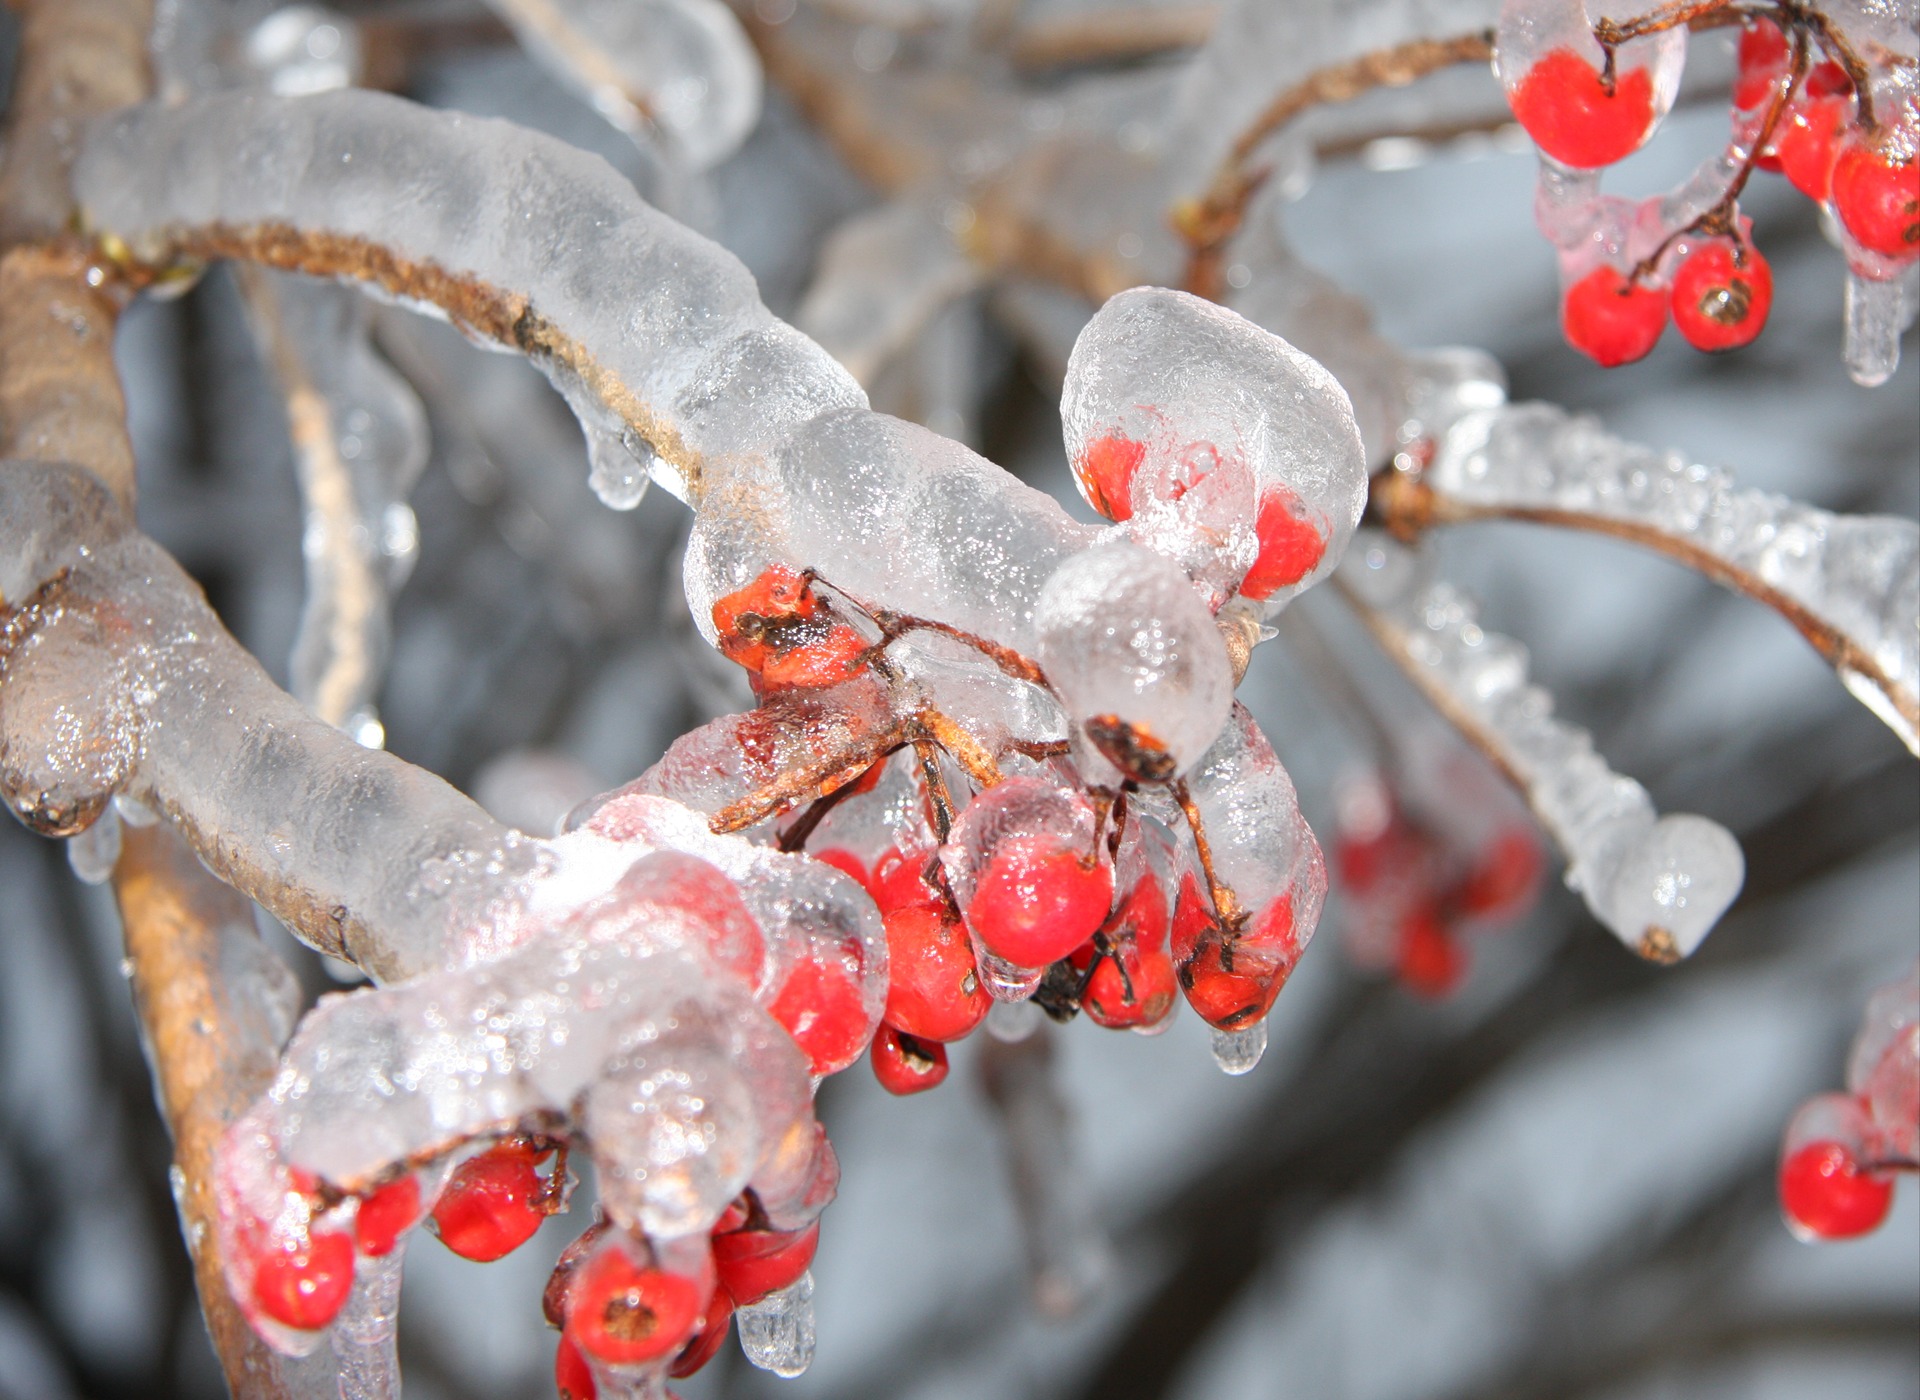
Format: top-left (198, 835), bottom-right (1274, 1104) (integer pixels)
top-left (1496, 0), bottom-right (1919, 369)
top-left (1778, 965), bottom-right (1918, 1242)
top-left (1332, 767), bottom-right (1544, 998)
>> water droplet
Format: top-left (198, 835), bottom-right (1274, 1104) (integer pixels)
top-left (737, 1270), bottom-right (815, 1377)
top-left (1209, 1020), bottom-right (1267, 1075)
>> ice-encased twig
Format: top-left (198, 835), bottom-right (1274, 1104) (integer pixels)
top-left (1413, 402), bottom-right (1920, 755)
top-left (238, 267), bottom-right (429, 742)
top-left (1336, 530), bottom-right (1745, 962)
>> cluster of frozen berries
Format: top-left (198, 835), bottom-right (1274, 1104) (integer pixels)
top-left (1497, 0), bottom-right (1919, 367)
top-left (1778, 965), bottom-right (1918, 1242)
top-left (1331, 768), bottom-right (1544, 998)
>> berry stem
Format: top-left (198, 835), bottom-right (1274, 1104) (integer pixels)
top-left (1170, 778), bottom-right (1246, 930)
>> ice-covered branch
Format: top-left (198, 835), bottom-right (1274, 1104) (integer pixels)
top-left (1337, 531), bottom-right (1745, 962)
top-left (1378, 402), bottom-right (1920, 754)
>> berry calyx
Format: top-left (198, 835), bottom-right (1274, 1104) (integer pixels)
top-left (712, 1219), bottom-right (820, 1304)
top-left (251, 1229), bottom-right (356, 1331)
top-left (669, 1283), bottom-right (735, 1378)
top-left (883, 905), bottom-right (989, 1042)
top-left (1076, 433), bottom-right (1145, 521)
top-left (1562, 265), bottom-right (1668, 367)
top-left (430, 1141), bottom-right (554, 1262)
top-left (965, 835), bottom-right (1113, 970)
top-left (554, 1332), bottom-right (596, 1400)
top-left (1509, 48), bottom-right (1658, 170)
top-left (1779, 1139), bottom-right (1895, 1240)
top-left (1240, 488), bottom-right (1327, 600)
top-left (870, 1023), bottom-right (950, 1095)
top-left (1670, 238), bottom-right (1772, 352)
top-left (1832, 143), bottom-right (1920, 259)
top-left (354, 1175), bottom-right (422, 1258)
top-left (767, 953), bottom-right (873, 1076)
top-left (565, 1247), bottom-right (710, 1366)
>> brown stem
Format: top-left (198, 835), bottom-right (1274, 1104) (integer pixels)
top-left (914, 739), bottom-right (959, 842)
top-left (1169, 778), bottom-right (1245, 928)
top-left (1006, 5), bottom-right (1217, 73)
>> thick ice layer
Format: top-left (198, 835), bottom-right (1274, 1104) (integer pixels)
top-left (1061, 288), bottom-right (1368, 610)
top-left (1034, 542), bottom-right (1233, 780)
top-left (1431, 403), bottom-right (1920, 753)
top-left (1341, 531), bottom-right (1745, 959)
top-left (1181, 702), bottom-right (1326, 926)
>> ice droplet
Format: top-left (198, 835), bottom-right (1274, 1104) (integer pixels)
top-left (586, 423), bottom-right (655, 510)
top-left (1209, 1020), bottom-right (1267, 1075)
top-left (985, 998), bottom-right (1044, 1042)
top-left (66, 807), bottom-right (122, 884)
top-left (737, 1270), bottom-right (815, 1377)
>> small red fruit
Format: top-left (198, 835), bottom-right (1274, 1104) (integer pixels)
top-left (1076, 434), bottom-right (1146, 521)
top-left (1396, 906), bottom-right (1466, 998)
top-left (1562, 265), bottom-right (1668, 366)
top-left (565, 1247), bottom-right (709, 1366)
top-left (710, 564), bottom-right (869, 693)
top-left (1509, 47), bottom-right (1658, 169)
top-left (1175, 883), bottom-right (1300, 1030)
top-left (870, 844), bottom-right (942, 913)
top-left (1732, 18), bottom-right (1789, 112)
top-left (811, 846), bottom-right (869, 890)
top-left (965, 836), bottom-right (1113, 970)
top-left (1240, 488), bottom-right (1327, 600)
top-left (1083, 875), bottom-right (1177, 1029)
top-left (1670, 239), bottom-right (1772, 352)
top-left (871, 1023), bottom-right (951, 1095)
top-left (768, 953), bottom-right (872, 1076)
top-left (554, 1332), bottom-right (596, 1400)
top-left (669, 1283), bottom-right (735, 1378)
top-left (1453, 827), bottom-right (1543, 920)
top-left (712, 1219), bottom-right (820, 1304)
top-left (1773, 95), bottom-right (1852, 202)
top-left (251, 1229), bottom-right (356, 1331)
top-left (1832, 143), bottom-right (1920, 258)
top-left (1779, 1139), bottom-right (1895, 1240)
top-left (430, 1142), bottom-right (552, 1262)
top-left (354, 1175), bottom-right (422, 1258)
top-left (883, 905), bottom-right (989, 1042)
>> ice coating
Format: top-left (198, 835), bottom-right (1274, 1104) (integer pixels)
top-left (1429, 403), bottom-right (1920, 753)
top-left (1847, 963), bottom-right (1919, 1164)
top-left (1492, 0), bottom-right (1686, 144)
top-left (1340, 531), bottom-right (1746, 960)
top-left (1180, 702), bottom-right (1326, 928)
top-left (1060, 287), bottom-right (1369, 611)
top-left (1034, 542), bottom-right (1233, 780)
top-left (736, 1271), bottom-right (816, 1377)
top-left (1843, 267), bottom-right (1920, 390)
top-left (486, 0), bottom-right (763, 171)
top-left (330, 1245), bottom-right (403, 1399)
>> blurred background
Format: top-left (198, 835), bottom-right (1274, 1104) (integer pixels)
top-left (0, 2), bottom-right (1915, 1397)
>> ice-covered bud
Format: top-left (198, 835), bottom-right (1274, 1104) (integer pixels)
top-left (1590, 814), bottom-right (1744, 963)
top-left (940, 777), bottom-right (1113, 976)
top-left (1060, 287), bottom-right (1367, 611)
top-left (1035, 542), bottom-right (1233, 782)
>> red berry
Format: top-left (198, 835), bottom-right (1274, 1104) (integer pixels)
top-left (870, 1023), bottom-right (950, 1095)
top-left (1076, 433), bottom-right (1145, 521)
top-left (669, 1283), bottom-right (735, 1378)
top-left (565, 1248), bottom-right (710, 1366)
top-left (1240, 488), bottom-right (1327, 600)
top-left (1510, 48), bottom-right (1658, 169)
top-left (965, 835), bottom-right (1114, 970)
top-left (713, 1219), bottom-right (820, 1304)
top-left (710, 564), bottom-right (869, 692)
top-left (1396, 906), bottom-right (1466, 998)
top-left (1175, 883), bottom-right (1300, 1030)
top-left (870, 844), bottom-right (941, 913)
top-left (1562, 265), bottom-right (1667, 367)
top-left (1779, 1139), bottom-right (1895, 1240)
top-left (354, 1175), bottom-right (422, 1258)
top-left (430, 1143), bottom-right (551, 1262)
top-left (554, 1332), bottom-right (597, 1400)
top-left (1671, 239), bottom-right (1772, 352)
top-left (251, 1229), bottom-right (355, 1331)
top-left (883, 905), bottom-right (989, 1042)
top-left (1083, 875), bottom-right (1177, 1030)
top-left (1773, 94), bottom-right (1851, 202)
top-left (768, 953), bottom-right (872, 1076)
top-left (1832, 143), bottom-right (1920, 259)
top-left (1453, 827), bottom-right (1543, 920)
top-left (812, 846), bottom-right (869, 890)
top-left (1732, 18), bottom-right (1789, 111)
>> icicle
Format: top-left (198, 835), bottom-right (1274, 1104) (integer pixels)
top-left (1843, 267), bottom-right (1919, 389)
top-left (331, 1246), bottom-right (404, 1400)
top-left (1209, 1020), bottom-right (1267, 1076)
top-left (736, 1270), bottom-right (816, 1377)
top-left (66, 806), bottom-right (122, 885)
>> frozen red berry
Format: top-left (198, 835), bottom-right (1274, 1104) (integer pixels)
top-left (430, 1141), bottom-right (553, 1262)
top-left (565, 1247), bottom-right (710, 1366)
top-left (965, 835), bottom-right (1114, 970)
top-left (1562, 265), bottom-right (1668, 366)
top-left (1832, 142), bottom-right (1920, 259)
top-left (554, 1332), bottom-right (596, 1400)
top-left (1671, 239), bottom-right (1772, 352)
top-left (1174, 878), bottom-right (1301, 1029)
top-left (1396, 905), bottom-right (1466, 998)
top-left (1453, 827), bottom-right (1543, 920)
top-left (1773, 94), bottom-right (1852, 202)
top-left (768, 952), bottom-right (873, 1076)
top-left (1732, 18), bottom-right (1790, 112)
top-left (1081, 874), bottom-right (1176, 1029)
top-left (1240, 487), bottom-right (1327, 600)
top-left (883, 905), bottom-right (989, 1042)
top-left (354, 1175), bottom-right (422, 1258)
top-left (1509, 47), bottom-right (1658, 169)
top-left (251, 1229), bottom-right (356, 1331)
top-left (669, 1282), bottom-right (735, 1378)
top-left (1076, 433), bottom-right (1145, 521)
top-left (1779, 1139), bottom-right (1895, 1240)
top-left (870, 844), bottom-right (942, 913)
top-left (713, 1219), bottom-right (820, 1304)
top-left (711, 564), bottom-right (869, 693)
top-left (870, 1023), bottom-right (950, 1095)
